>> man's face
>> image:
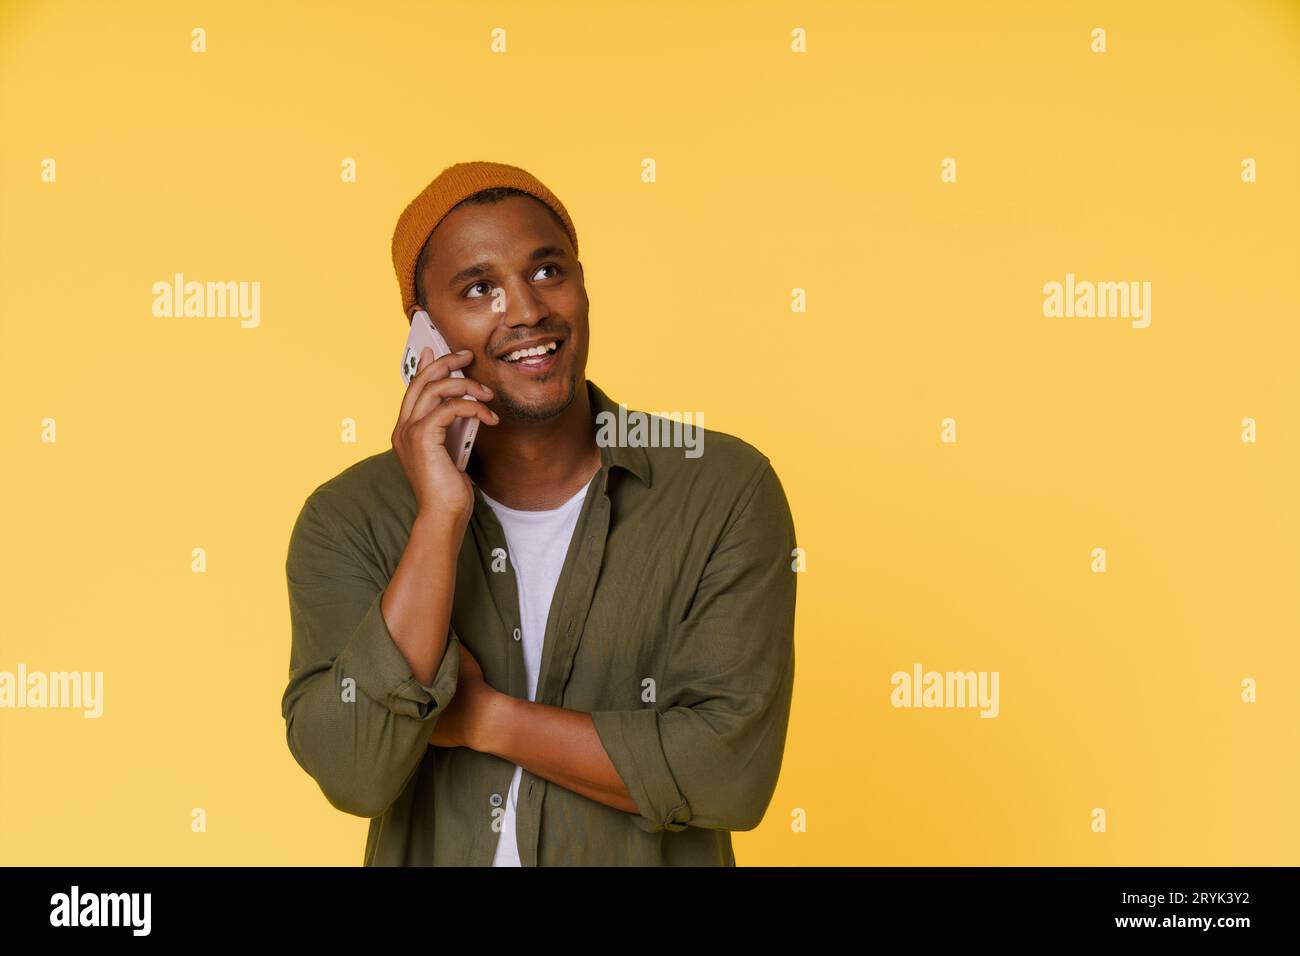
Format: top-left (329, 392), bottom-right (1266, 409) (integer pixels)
top-left (417, 195), bottom-right (589, 423)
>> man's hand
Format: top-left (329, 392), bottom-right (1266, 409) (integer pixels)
top-left (428, 643), bottom-right (503, 751)
top-left (392, 346), bottom-right (498, 529)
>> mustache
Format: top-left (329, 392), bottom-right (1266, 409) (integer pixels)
top-left (493, 325), bottom-right (569, 352)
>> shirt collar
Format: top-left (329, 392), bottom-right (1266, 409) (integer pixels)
top-left (586, 379), bottom-right (653, 488)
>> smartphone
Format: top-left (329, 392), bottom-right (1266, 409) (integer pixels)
top-left (401, 310), bottom-right (480, 472)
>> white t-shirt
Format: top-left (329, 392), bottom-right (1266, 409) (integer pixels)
top-left (481, 479), bottom-right (591, 867)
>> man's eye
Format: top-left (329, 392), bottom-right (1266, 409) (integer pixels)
top-left (465, 282), bottom-right (490, 298)
top-left (532, 264), bottom-right (561, 281)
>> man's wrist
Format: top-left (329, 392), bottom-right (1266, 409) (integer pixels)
top-left (471, 688), bottom-right (517, 757)
top-left (412, 509), bottom-right (468, 549)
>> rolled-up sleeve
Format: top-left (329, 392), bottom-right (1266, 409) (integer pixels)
top-left (281, 492), bottom-right (460, 819)
top-left (591, 460), bottom-right (797, 833)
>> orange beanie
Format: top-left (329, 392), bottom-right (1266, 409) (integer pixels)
top-left (390, 160), bottom-right (579, 323)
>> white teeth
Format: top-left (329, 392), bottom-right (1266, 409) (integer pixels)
top-left (503, 340), bottom-right (558, 363)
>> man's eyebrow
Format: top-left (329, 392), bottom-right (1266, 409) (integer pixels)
top-left (446, 246), bottom-right (571, 289)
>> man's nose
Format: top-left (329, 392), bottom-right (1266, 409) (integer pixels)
top-left (499, 277), bottom-right (548, 327)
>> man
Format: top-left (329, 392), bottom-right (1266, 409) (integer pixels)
top-left (281, 160), bottom-right (797, 865)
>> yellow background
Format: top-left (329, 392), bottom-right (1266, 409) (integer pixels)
top-left (1, 0), bottom-right (1296, 865)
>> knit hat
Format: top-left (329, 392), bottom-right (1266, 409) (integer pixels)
top-left (390, 160), bottom-right (579, 323)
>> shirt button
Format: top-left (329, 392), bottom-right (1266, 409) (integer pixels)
top-left (490, 792), bottom-right (502, 807)
top-left (512, 628), bottom-right (521, 641)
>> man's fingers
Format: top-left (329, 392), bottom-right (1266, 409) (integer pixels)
top-left (407, 373), bottom-right (494, 425)
top-left (398, 349), bottom-right (474, 425)
top-left (413, 397), bottom-right (499, 437)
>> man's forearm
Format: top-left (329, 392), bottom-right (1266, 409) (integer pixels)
top-left (478, 694), bottom-right (640, 815)
top-left (380, 512), bottom-right (463, 687)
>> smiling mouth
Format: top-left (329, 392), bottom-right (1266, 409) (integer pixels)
top-left (498, 338), bottom-right (563, 373)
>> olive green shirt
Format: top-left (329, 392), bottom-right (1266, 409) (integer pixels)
top-left (281, 379), bottom-right (797, 865)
